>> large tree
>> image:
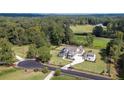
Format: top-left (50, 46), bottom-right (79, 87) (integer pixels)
top-left (85, 34), bottom-right (94, 47)
top-left (27, 44), bottom-right (37, 58)
top-left (37, 46), bottom-right (51, 63)
top-left (0, 38), bottom-right (15, 64)
top-left (93, 26), bottom-right (103, 37)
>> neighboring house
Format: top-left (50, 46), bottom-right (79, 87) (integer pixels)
top-left (59, 46), bottom-right (85, 60)
top-left (96, 23), bottom-right (104, 27)
top-left (0, 61), bottom-right (7, 65)
top-left (84, 52), bottom-right (96, 62)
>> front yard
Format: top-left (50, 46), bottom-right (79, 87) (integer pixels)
top-left (0, 66), bottom-right (49, 80)
top-left (72, 48), bottom-right (106, 74)
top-left (50, 45), bottom-right (70, 66)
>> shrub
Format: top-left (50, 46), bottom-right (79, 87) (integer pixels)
top-left (54, 69), bottom-right (61, 76)
top-left (42, 67), bottom-right (49, 74)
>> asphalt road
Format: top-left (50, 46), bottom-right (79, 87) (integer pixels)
top-left (44, 64), bottom-right (111, 80)
top-left (17, 60), bottom-right (111, 80)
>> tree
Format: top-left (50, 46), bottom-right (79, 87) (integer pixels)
top-left (54, 69), bottom-right (61, 76)
top-left (93, 26), bottom-right (103, 37)
top-left (63, 24), bottom-right (74, 44)
top-left (42, 67), bottom-right (49, 73)
top-left (27, 44), bottom-right (37, 58)
top-left (106, 39), bottom-right (122, 64)
top-left (85, 34), bottom-right (94, 47)
top-left (0, 38), bottom-right (15, 64)
top-left (116, 31), bottom-right (124, 41)
top-left (50, 24), bottom-right (65, 45)
top-left (37, 46), bottom-right (51, 63)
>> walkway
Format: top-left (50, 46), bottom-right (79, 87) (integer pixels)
top-left (44, 71), bottom-right (55, 80)
top-left (16, 55), bottom-right (24, 61)
top-left (14, 55), bottom-right (25, 66)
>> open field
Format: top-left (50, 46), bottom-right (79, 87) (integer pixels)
top-left (74, 35), bottom-right (110, 49)
top-left (50, 45), bottom-right (70, 66)
top-left (0, 66), bottom-right (49, 80)
top-left (12, 45), bottom-right (29, 58)
top-left (70, 24), bottom-right (107, 34)
top-left (51, 74), bottom-right (88, 80)
top-left (70, 25), bottom-right (94, 33)
top-left (72, 48), bottom-right (106, 74)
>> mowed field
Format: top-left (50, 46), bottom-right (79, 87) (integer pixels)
top-left (0, 66), bottom-right (49, 80)
top-left (70, 24), bottom-right (106, 33)
top-left (74, 35), bottom-right (110, 49)
top-left (70, 25), bottom-right (94, 33)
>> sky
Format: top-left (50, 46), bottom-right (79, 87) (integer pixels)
top-left (0, 0), bottom-right (124, 13)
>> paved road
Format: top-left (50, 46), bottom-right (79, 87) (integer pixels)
top-left (43, 64), bottom-right (111, 80)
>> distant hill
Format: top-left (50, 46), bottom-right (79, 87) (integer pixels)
top-left (0, 13), bottom-right (124, 17)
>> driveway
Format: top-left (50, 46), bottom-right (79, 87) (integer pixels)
top-left (61, 54), bottom-right (84, 70)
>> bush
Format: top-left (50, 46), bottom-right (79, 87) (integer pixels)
top-left (54, 69), bottom-right (61, 76)
top-left (42, 67), bottom-right (49, 74)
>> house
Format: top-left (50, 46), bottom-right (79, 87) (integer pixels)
top-left (96, 23), bottom-right (104, 27)
top-left (59, 46), bottom-right (85, 60)
top-left (84, 52), bottom-right (96, 62)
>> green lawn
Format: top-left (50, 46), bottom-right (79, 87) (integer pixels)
top-left (74, 35), bottom-right (110, 49)
top-left (70, 25), bottom-right (94, 33)
top-left (0, 66), bottom-right (49, 80)
top-left (72, 48), bottom-right (106, 74)
top-left (12, 45), bottom-right (29, 58)
top-left (50, 45), bottom-right (70, 66)
top-left (51, 74), bottom-right (87, 80)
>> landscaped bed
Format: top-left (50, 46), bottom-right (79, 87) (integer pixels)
top-left (51, 74), bottom-right (88, 80)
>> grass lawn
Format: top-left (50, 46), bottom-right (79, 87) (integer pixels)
top-left (72, 48), bottom-right (106, 74)
top-left (50, 45), bottom-right (70, 66)
top-left (74, 35), bottom-right (110, 49)
top-left (70, 25), bottom-right (94, 33)
top-left (51, 74), bottom-right (88, 80)
top-left (0, 66), bottom-right (49, 80)
top-left (12, 45), bottom-right (29, 58)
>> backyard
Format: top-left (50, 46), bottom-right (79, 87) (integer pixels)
top-left (73, 35), bottom-right (110, 49)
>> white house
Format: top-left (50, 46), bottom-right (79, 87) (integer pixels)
top-left (96, 23), bottom-right (104, 27)
top-left (59, 46), bottom-right (85, 60)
